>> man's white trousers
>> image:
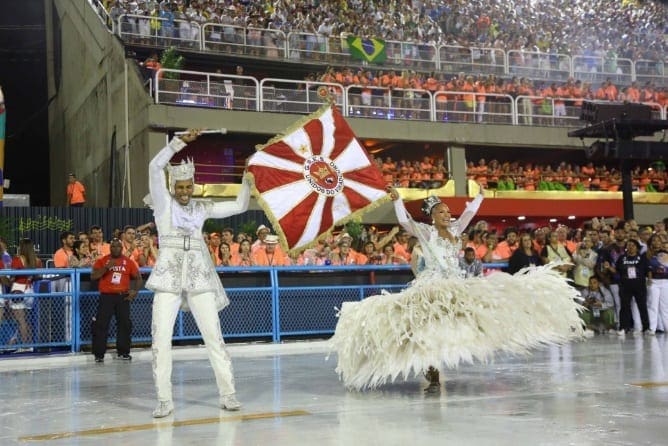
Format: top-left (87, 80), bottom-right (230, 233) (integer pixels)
top-left (151, 291), bottom-right (235, 402)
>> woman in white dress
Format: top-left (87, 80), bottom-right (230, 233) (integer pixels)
top-left (330, 187), bottom-right (584, 391)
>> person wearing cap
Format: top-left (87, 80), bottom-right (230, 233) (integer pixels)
top-left (146, 129), bottom-right (251, 418)
top-left (66, 173), bottom-right (86, 207)
top-left (251, 235), bottom-right (290, 266)
top-left (251, 224), bottom-right (270, 254)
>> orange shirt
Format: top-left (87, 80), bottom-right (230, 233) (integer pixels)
top-left (90, 241), bottom-right (111, 259)
top-left (67, 181), bottom-right (86, 205)
top-left (252, 249), bottom-right (290, 266)
top-left (393, 242), bottom-right (412, 262)
top-left (494, 241), bottom-right (518, 260)
top-left (466, 242), bottom-right (488, 260)
top-left (53, 247), bottom-right (73, 267)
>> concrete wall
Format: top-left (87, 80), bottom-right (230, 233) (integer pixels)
top-left (46, 0), bottom-right (151, 207)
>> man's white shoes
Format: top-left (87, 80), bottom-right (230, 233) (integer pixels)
top-left (220, 394), bottom-right (241, 411)
top-left (152, 400), bottom-right (174, 418)
top-left (152, 395), bottom-right (240, 417)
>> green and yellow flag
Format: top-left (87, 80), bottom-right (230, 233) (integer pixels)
top-left (346, 36), bottom-right (387, 63)
top-left (0, 86), bottom-right (5, 207)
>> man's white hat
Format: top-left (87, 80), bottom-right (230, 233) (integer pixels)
top-left (264, 235), bottom-right (279, 244)
top-left (256, 224), bottom-right (269, 235)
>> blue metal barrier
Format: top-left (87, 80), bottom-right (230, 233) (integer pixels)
top-left (0, 264), bottom-right (507, 356)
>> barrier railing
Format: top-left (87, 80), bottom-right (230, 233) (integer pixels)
top-left (572, 55), bottom-right (634, 85)
top-left (438, 45), bottom-right (506, 76)
top-left (0, 264), bottom-right (512, 354)
top-left (153, 70), bottom-right (668, 126)
top-left (154, 69), bottom-right (260, 111)
top-left (259, 78), bottom-right (346, 113)
top-left (118, 14), bottom-right (202, 49)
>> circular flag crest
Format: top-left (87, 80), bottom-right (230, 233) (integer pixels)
top-left (303, 156), bottom-right (344, 196)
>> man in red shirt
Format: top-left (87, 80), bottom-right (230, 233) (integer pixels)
top-left (90, 238), bottom-right (143, 362)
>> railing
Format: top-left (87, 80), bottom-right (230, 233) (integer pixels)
top-left (0, 265), bottom-right (422, 353)
top-left (110, 13), bottom-right (667, 86)
top-left (258, 78), bottom-right (346, 114)
top-left (507, 50), bottom-right (572, 81)
top-left (0, 263), bottom-right (516, 354)
top-left (572, 55), bottom-right (634, 85)
top-left (153, 71), bottom-right (668, 125)
top-left (439, 45), bottom-right (506, 76)
top-left (154, 69), bottom-right (260, 111)
top-left (118, 14), bottom-right (202, 50)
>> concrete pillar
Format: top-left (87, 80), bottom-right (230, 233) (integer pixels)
top-left (447, 145), bottom-right (468, 196)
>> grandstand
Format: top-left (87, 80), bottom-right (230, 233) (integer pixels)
top-left (47, 0), bottom-right (666, 224)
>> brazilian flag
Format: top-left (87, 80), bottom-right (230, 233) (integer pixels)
top-left (346, 36), bottom-right (387, 63)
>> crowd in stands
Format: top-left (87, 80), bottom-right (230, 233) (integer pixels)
top-left (466, 158), bottom-right (668, 192)
top-left (371, 155), bottom-right (668, 192)
top-left (102, 0), bottom-right (665, 65)
top-left (314, 67), bottom-right (667, 109)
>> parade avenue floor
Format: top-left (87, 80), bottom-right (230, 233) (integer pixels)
top-left (1, 335), bottom-right (668, 445)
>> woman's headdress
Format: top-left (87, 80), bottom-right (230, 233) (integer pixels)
top-left (421, 195), bottom-right (442, 216)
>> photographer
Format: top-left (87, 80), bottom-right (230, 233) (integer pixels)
top-left (580, 276), bottom-right (616, 333)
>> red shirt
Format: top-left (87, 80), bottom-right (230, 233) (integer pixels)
top-left (93, 255), bottom-right (139, 294)
top-left (11, 256), bottom-right (43, 284)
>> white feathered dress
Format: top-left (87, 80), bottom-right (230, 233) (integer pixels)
top-left (330, 195), bottom-right (584, 390)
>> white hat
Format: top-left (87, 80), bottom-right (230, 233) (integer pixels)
top-left (256, 224), bottom-right (269, 235)
top-left (338, 232), bottom-right (352, 240)
top-left (264, 235), bottom-right (279, 244)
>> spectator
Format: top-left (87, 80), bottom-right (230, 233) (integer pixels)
top-left (393, 228), bottom-right (412, 262)
top-left (252, 224), bottom-right (271, 253)
top-left (508, 233), bottom-right (542, 274)
top-left (572, 236), bottom-right (598, 291)
top-left (232, 239), bottom-right (254, 267)
top-left (330, 240), bottom-right (357, 266)
top-left (540, 230), bottom-right (573, 278)
top-left (380, 243), bottom-right (408, 265)
top-left (89, 225), bottom-right (111, 260)
top-left (495, 227), bottom-right (519, 261)
top-left (612, 239), bottom-right (650, 336)
top-left (646, 234), bottom-right (668, 335)
top-left (0, 238), bottom-right (42, 351)
top-left (120, 225), bottom-right (144, 266)
top-left (68, 240), bottom-right (94, 268)
top-left (459, 246), bottom-right (483, 278)
top-left (66, 173), bottom-right (86, 207)
top-left (90, 238), bottom-right (143, 362)
top-left (53, 231), bottom-right (76, 267)
top-left (218, 242), bottom-right (233, 266)
top-left (221, 227), bottom-right (239, 255)
top-left (580, 276), bottom-right (616, 333)
top-left (139, 232), bottom-right (158, 267)
top-left (252, 235), bottom-right (290, 266)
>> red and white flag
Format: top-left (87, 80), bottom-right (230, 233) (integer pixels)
top-left (247, 105), bottom-right (389, 253)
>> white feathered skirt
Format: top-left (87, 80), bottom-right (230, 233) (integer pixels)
top-left (329, 265), bottom-right (584, 390)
